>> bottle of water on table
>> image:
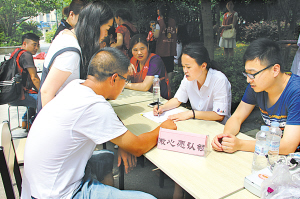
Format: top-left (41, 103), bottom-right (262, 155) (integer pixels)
top-left (252, 125), bottom-right (270, 173)
top-left (153, 75), bottom-right (160, 103)
top-left (267, 122), bottom-right (282, 166)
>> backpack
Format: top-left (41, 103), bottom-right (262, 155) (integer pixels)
top-left (36, 47), bottom-right (81, 113)
top-left (0, 49), bottom-right (26, 105)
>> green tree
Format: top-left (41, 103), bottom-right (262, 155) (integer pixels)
top-left (0, 0), bottom-right (61, 38)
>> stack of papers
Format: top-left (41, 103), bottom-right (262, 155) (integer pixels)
top-left (141, 108), bottom-right (184, 123)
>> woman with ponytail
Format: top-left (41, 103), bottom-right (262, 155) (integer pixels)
top-left (52, 0), bottom-right (86, 40)
top-left (154, 3), bottom-right (177, 92)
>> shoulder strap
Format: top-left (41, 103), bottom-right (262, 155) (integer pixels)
top-left (46, 47), bottom-right (81, 69)
top-left (15, 49), bottom-right (26, 69)
top-left (122, 24), bottom-right (135, 38)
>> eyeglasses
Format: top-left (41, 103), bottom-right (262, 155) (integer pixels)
top-left (117, 74), bottom-right (130, 85)
top-left (242, 64), bottom-right (275, 79)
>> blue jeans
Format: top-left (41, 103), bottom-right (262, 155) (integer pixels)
top-left (72, 178), bottom-right (156, 199)
top-left (72, 150), bottom-right (156, 199)
top-left (10, 92), bottom-right (37, 123)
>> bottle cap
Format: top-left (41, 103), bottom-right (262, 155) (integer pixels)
top-left (154, 75), bottom-right (159, 78)
top-left (261, 125), bottom-right (269, 131)
top-left (271, 122), bottom-right (280, 127)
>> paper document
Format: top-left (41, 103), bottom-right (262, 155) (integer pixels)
top-left (142, 108), bottom-right (184, 123)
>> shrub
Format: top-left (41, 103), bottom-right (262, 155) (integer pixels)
top-left (0, 21), bottom-right (42, 46)
top-left (238, 21), bottom-right (280, 43)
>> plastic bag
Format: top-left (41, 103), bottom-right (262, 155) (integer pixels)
top-left (261, 164), bottom-right (300, 199)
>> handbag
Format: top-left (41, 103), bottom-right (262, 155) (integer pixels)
top-left (222, 28), bottom-right (236, 39)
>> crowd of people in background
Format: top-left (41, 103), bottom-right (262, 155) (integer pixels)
top-left (7, 0), bottom-right (300, 198)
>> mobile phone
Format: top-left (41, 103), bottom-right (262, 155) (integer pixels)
top-left (147, 101), bottom-right (163, 108)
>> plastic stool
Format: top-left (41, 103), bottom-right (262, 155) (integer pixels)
top-left (8, 105), bottom-right (29, 132)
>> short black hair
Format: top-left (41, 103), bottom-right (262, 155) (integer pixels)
top-left (243, 38), bottom-right (283, 72)
top-left (87, 47), bottom-right (130, 82)
top-left (115, 8), bottom-right (132, 22)
top-left (22, 33), bottom-right (39, 43)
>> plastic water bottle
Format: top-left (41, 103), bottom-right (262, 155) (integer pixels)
top-left (267, 122), bottom-right (282, 165)
top-left (153, 75), bottom-right (160, 103)
top-left (252, 125), bottom-right (270, 173)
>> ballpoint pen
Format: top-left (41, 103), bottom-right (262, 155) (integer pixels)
top-left (157, 98), bottom-right (160, 117)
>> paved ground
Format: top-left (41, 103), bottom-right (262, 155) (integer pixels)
top-left (0, 44), bottom-right (263, 198)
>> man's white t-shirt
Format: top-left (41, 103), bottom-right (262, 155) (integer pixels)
top-left (43, 30), bottom-right (81, 94)
top-left (21, 79), bottom-right (127, 199)
top-left (174, 68), bottom-right (232, 124)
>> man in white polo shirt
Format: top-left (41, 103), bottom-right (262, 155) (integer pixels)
top-left (21, 47), bottom-right (177, 199)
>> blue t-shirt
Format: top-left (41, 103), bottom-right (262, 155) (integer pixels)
top-left (242, 74), bottom-right (300, 129)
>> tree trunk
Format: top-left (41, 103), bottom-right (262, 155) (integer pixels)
top-left (201, 0), bottom-right (214, 60)
top-left (215, 3), bottom-right (220, 46)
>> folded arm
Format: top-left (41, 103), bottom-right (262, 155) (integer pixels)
top-left (212, 101), bottom-right (255, 153)
top-left (125, 75), bottom-right (154, 91)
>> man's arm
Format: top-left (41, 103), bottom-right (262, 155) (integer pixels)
top-left (110, 119), bottom-right (177, 157)
top-left (279, 125), bottom-right (300, 155)
top-left (27, 67), bottom-right (41, 91)
top-left (212, 101), bottom-right (255, 152)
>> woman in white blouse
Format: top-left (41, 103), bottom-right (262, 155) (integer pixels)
top-left (153, 42), bottom-right (232, 199)
top-left (153, 42), bottom-right (232, 125)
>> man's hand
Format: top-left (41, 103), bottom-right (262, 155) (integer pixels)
top-left (159, 119), bottom-right (177, 130)
top-left (117, 147), bottom-right (137, 174)
top-left (211, 134), bottom-right (225, 152)
top-left (220, 133), bottom-right (241, 153)
top-left (212, 133), bottom-right (241, 153)
top-left (167, 111), bottom-right (193, 122)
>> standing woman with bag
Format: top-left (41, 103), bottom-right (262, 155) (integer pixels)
top-left (38, 2), bottom-right (114, 111)
top-left (219, 0), bottom-right (238, 57)
top-left (154, 3), bottom-right (177, 93)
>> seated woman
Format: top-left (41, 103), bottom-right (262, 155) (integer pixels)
top-left (154, 42), bottom-right (232, 199)
top-left (125, 34), bottom-right (171, 100)
top-left (154, 42), bottom-right (232, 123)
